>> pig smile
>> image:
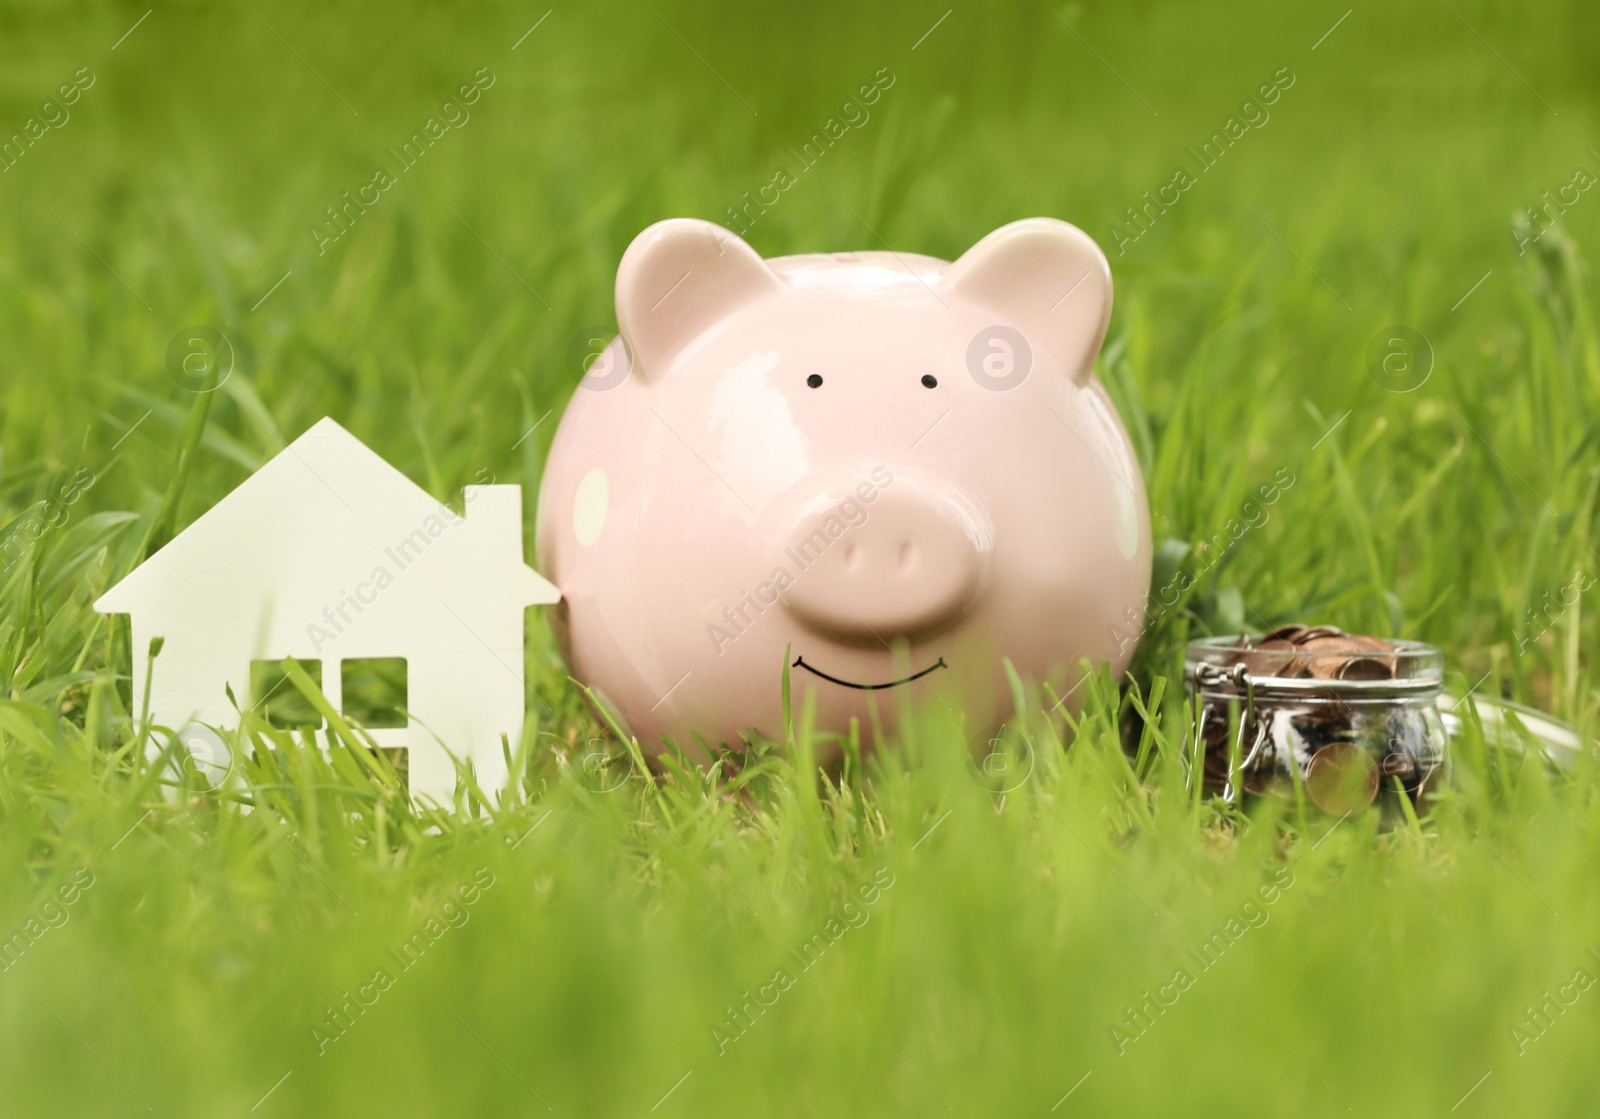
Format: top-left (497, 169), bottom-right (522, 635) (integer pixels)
top-left (791, 655), bottom-right (948, 691)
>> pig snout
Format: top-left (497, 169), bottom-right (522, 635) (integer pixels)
top-left (777, 482), bottom-right (985, 643)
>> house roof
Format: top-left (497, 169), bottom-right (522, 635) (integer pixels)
top-left (95, 416), bottom-right (558, 616)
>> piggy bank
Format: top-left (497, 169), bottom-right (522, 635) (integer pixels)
top-left (537, 217), bottom-right (1151, 759)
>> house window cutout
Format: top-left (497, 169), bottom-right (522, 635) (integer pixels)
top-left (378, 747), bottom-right (409, 792)
top-left (249, 658), bottom-right (324, 729)
top-left (341, 657), bottom-right (408, 728)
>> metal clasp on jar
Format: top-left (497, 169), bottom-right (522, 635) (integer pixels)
top-left (1191, 662), bottom-right (1270, 803)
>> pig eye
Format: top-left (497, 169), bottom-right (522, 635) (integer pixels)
top-left (806, 374), bottom-right (823, 388)
top-left (921, 375), bottom-right (938, 388)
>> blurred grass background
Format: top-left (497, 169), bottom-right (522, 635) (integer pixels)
top-left (1, 1), bottom-right (1598, 1115)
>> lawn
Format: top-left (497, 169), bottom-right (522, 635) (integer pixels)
top-left (2, 1), bottom-right (1599, 1115)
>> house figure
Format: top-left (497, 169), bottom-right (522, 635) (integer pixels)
top-left (95, 417), bottom-right (559, 802)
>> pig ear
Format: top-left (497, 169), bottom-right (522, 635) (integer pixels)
top-left (615, 218), bottom-right (782, 382)
top-left (941, 218), bottom-right (1113, 385)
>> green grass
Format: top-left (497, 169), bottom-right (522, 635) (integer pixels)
top-left (3, 1), bottom-right (1599, 1114)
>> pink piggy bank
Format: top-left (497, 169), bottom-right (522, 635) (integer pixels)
top-left (537, 217), bottom-right (1151, 760)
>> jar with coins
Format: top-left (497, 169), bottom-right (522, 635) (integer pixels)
top-left (1185, 627), bottom-right (1447, 816)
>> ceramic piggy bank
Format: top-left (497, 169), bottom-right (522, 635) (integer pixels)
top-left (537, 217), bottom-right (1151, 759)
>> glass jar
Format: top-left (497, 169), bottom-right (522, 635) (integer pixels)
top-left (1184, 636), bottom-right (1447, 816)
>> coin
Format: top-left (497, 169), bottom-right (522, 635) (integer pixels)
top-left (1240, 637), bottom-right (1303, 678)
top-left (1301, 634), bottom-right (1400, 681)
top-left (1379, 751), bottom-right (1419, 781)
top-left (1304, 741), bottom-right (1380, 814)
top-left (1336, 656), bottom-right (1393, 681)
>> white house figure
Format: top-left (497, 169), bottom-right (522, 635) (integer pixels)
top-left (94, 417), bottom-right (559, 802)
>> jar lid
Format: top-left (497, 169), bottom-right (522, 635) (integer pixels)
top-left (1186, 634), bottom-right (1444, 697)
